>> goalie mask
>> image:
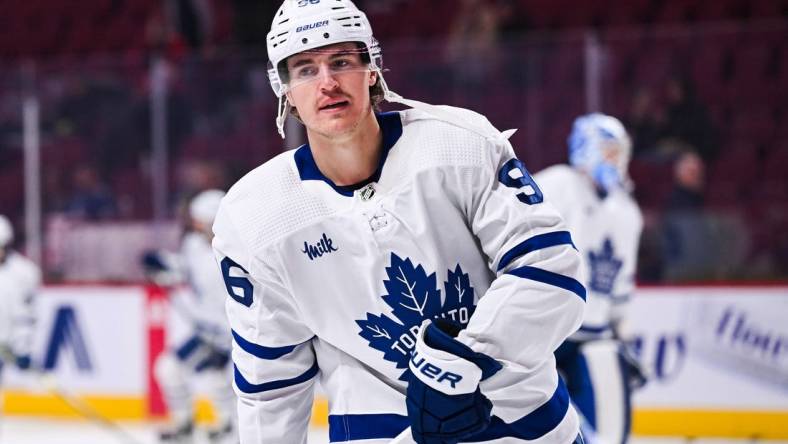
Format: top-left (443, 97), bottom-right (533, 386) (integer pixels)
top-left (567, 113), bottom-right (633, 193)
top-left (267, 0), bottom-right (389, 138)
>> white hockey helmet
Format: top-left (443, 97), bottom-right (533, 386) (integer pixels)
top-left (189, 189), bottom-right (226, 228)
top-left (0, 214), bottom-right (13, 248)
top-left (267, 0), bottom-right (385, 138)
top-left (568, 113), bottom-right (633, 192)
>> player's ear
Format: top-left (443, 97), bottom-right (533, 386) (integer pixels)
top-left (368, 71), bottom-right (377, 86)
top-left (285, 91), bottom-right (295, 106)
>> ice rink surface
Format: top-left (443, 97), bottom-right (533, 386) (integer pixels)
top-left (1, 418), bottom-right (786, 444)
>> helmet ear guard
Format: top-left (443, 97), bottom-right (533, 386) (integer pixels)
top-left (267, 64), bottom-right (285, 98)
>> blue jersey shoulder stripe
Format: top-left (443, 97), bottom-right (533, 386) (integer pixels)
top-left (326, 378), bottom-right (570, 442)
top-left (507, 265), bottom-right (587, 301)
top-left (232, 329), bottom-right (299, 360)
top-left (497, 231), bottom-right (576, 272)
top-left (234, 361), bottom-right (319, 394)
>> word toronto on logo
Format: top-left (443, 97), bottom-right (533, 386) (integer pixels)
top-left (302, 233), bottom-right (338, 261)
top-left (356, 253), bottom-right (477, 381)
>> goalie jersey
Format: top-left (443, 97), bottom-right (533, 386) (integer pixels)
top-left (213, 109), bottom-right (586, 443)
top-left (534, 165), bottom-right (643, 341)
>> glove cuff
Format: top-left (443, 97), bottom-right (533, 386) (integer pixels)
top-left (410, 322), bottom-right (481, 395)
top-left (423, 319), bottom-right (502, 380)
top-left (409, 320), bottom-right (501, 395)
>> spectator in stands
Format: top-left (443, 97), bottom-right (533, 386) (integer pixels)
top-left (660, 151), bottom-right (713, 281)
top-left (145, 10), bottom-right (188, 60)
top-left (626, 87), bottom-right (664, 159)
top-left (63, 165), bottom-right (118, 221)
top-left (660, 75), bottom-right (719, 162)
top-left (666, 151), bottom-right (706, 211)
top-left (165, 0), bottom-right (214, 52)
top-left (231, 0), bottom-right (279, 53)
top-left (445, 0), bottom-right (512, 93)
top-left (127, 61), bottom-right (193, 167)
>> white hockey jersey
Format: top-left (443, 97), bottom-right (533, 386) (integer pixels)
top-left (178, 231), bottom-right (232, 349)
top-left (533, 165), bottom-right (643, 341)
top-left (213, 109), bottom-right (586, 443)
top-left (0, 252), bottom-right (42, 361)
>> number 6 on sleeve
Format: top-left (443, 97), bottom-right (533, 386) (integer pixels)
top-left (220, 257), bottom-right (254, 307)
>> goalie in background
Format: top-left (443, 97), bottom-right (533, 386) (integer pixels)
top-left (0, 214), bottom-right (42, 413)
top-left (534, 114), bottom-right (648, 444)
top-left (142, 190), bottom-right (237, 444)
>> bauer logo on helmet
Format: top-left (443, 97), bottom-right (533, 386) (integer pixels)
top-left (296, 20), bottom-right (329, 33)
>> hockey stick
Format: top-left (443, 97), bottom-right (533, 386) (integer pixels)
top-left (0, 347), bottom-right (144, 444)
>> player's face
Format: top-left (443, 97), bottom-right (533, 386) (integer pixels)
top-left (285, 42), bottom-right (377, 138)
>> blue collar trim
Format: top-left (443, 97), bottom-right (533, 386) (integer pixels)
top-left (294, 112), bottom-right (403, 197)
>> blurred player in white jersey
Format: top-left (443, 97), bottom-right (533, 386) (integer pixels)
top-left (534, 114), bottom-right (646, 444)
top-left (143, 190), bottom-right (237, 444)
top-left (0, 214), bottom-right (42, 414)
top-left (212, 1), bottom-right (587, 443)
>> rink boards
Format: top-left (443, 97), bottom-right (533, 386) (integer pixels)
top-left (1, 284), bottom-right (787, 438)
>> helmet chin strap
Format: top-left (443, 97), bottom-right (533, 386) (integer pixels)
top-left (276, 95), bottom-right (291, 139)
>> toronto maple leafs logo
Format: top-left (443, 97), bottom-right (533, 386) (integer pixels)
top-left (587, 238), bottom-right (623, 295)
top-left (355, 253), bottom-right (476, 381)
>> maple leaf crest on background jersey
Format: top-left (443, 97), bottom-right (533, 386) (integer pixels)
top-left (355, 253), bottom-right (477, 381)
top-left (587, 238), bottom-right (623, 295)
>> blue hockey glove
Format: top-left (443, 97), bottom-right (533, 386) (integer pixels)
top-left (141, 250), bottom-right (169, 271)
top-left (406, 319), bottom-right (502, 444)
top-left (195, 346), bottom-right (231, 372)
top-left (141, 250), bottom-right (182, 286)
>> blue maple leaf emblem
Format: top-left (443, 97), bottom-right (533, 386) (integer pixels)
top-left (587, 238), bottom-right (623, 295)
top-left (356, 253), bottom-right (476, 381)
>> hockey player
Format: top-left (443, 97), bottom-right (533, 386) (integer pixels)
top-left (144, 190), bottom-right (237, 444)
top-left (534, 114), bottom-right (646, 444)
top-left (212, 1), bottom-right (586, 443)
top-left (0, 214), bottom-right (42, 413)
